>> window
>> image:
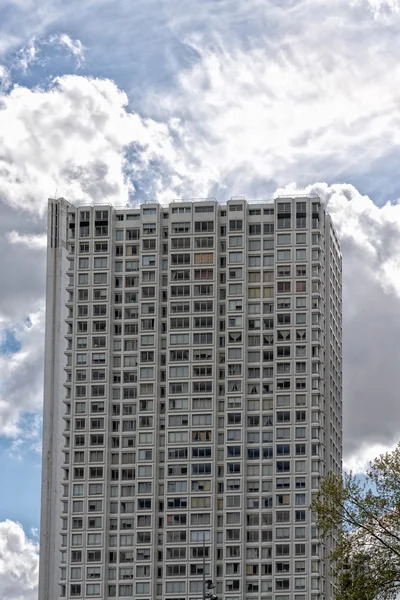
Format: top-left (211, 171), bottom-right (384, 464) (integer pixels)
top-left (297, 265), bottom-right (307, 277)
top-left (170, 317), bottom-right (190, 329)
top-left (194, 204), bottom-right (214, 214)
top-left (277, 233), bottom-right (291, 245)
top-left (142, 255), bottom-right (156, 268)
top-left (194, 252), bottom-right (213, 264)
top-left (195, 236), bottom-right (214, 250)
top-left (192, 397), bottom-right (212, 410)
top-left (79, 257), bottom-right (89, 269)
top-left (171, 237), bottom-right (190, 250)
top-left (170, 333), bottom-right (189, 345)
top-left (277, 314), bottom-right (291, 326)
top-left (194, 269), bottom-right (214, 282)
top-left (70, 584), bottom-right (82, 596)
top-left (168, 430), bottom-right (189, 443)
top-left (171, 269), bottom-right (190, 281)
top-left (296, 249), bottom-right (307, 260)
top-left (77, 289), bottom-right (89, 302)
top-left (171, 285), bottom-right (190, 297)
top-left (277, 281), bottom-right (291, 293)
top-left (77, 354), bottom-right (87, 365)
top-left (140, 366), bottom-right (154, 379)
top-left (195, 221), bottom-right (214, 232)
top-left (93, 289), bottom-right (107, 301)
top-left (192, 414), bottom-right (212, 426)
top-left (295, 544), bottom-right (306, 556)
top-left (229, 235), bottom-right (243, 247)
top-left (248, 255), bottom-right (261, 267)
top-left (93, 273), bottom-right (107, 285)
top-left (194, 316), bottom-right (213, 328)
top-left (295, 493), bottom-right (306, 505)
top-left (229, 219), bottom-right (243, 231)
top-left (193, 381), bottom-right (212, 393)
top-left (169, 349), bottom-right (189, 363)
top-left (172, 222), bottom-right (190, 234)
top-left (93, 257), bottom-right (107, 269)
top-left (86, 583), bottom-right (100, 596)
top-left (193, 333), bottom-right (213, 345)
top-left (277, 250), bottom-right (291, 261)
top-left (249, 223), bottom-right (261, 235)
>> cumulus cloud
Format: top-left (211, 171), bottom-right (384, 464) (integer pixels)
top-left (6, 231), bottom-right (47, 249)
top-left (0, 74), bottom-right (184, 215)
top-left (0, 520), bottom-right (39, 600)
top-left (344, 441), bottom-right (399, 473)
top-left (3, 0), bottom-right (400, 213)
top-left (0, 309), bottom-right (45, 437)
top-left (276, 182), bottom-right (400, 296)
top-left (0, 206), bottom-right (46, 322)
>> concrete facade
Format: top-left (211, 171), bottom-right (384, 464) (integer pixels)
top-left (39, 196), bottom-right (342, 600)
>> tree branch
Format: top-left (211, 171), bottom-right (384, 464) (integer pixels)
top-left (346, 490), bottom-right (400, 546)
top-left (338, 500), bottom-right (400, 559)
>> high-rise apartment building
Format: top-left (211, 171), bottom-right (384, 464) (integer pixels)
top-left (39, 196), bottom-right (342, 600)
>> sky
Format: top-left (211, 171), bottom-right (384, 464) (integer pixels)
top-left (2, 0), bottom-right (400, 596)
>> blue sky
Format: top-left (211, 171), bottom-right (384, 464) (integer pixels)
top-left (0, 437), bottom-right (41, 532)
top-left (0, 329), bottom-right (21, 354)
top-left (3, 0), bottom-right (400, 596)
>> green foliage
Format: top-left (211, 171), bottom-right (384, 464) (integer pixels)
top-left (311, 444), bottom-right (400, 599)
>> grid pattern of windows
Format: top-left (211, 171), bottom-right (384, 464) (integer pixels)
top-left (41, 197), bottom-right (342, 600)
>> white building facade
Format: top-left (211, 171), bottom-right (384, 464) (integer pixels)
top-left (39, 196), bottom-right (342, 600)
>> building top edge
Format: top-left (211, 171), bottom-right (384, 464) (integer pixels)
top-left (48, 194), bottom-right (322, 210)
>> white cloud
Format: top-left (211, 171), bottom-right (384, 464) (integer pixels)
top-left (0, 66), bottom-right (11, 91)
top-left (12, 32), bottom-right (86, 73)
top-left (52, 33), bottom-right (86, 67)
top-left (6, 231), bottom-right (47, 250)
top-left (0, 209), bottom-right (46, 323)
top-left (357, 0), bottom-right (400, 17)
top-left (3, 0), bottom-right (400, 213)
top-left (344, 441), bottom-right (398, 474)
top-left (276, 181), bottom-right (400, 297)
top-left (0, 520), bottom-right (38, 600)
top-left (8, 413), bottom-right (42, 459)
top-left (0, 309), bottom-right (45, 437)
top-left (0, 0), bottom-right (86, 58)
top-left (147, 0), bottom-right (400, 201)
top-left (15, 37), bottom-right (38, 72)
top-left (2, 0), bottom-right (400, 481)
top-left (0, 74), bottom-right (182, 215)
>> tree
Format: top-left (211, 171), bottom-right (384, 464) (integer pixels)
top-left (311, 444), bottom-right (400, 599)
